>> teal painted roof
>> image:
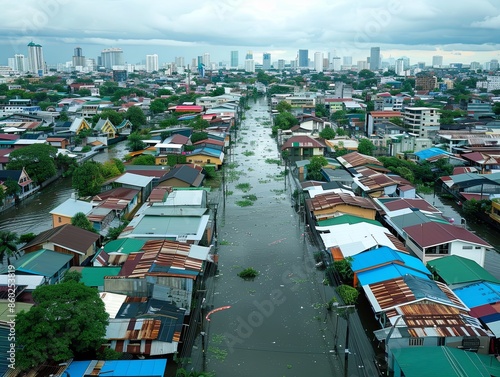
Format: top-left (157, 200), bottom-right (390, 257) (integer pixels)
top-left (427, 255), bottom-right (500, 285)
top-left (103, 238), bottom-right (145, 254)
top-left (6, 249), bottom-right (72, 277)
top-left (393, 346), bottom-right (496, 377)
top-left (317, 214), bottom-right (381, 227)
top-left (81, 267), bottom-right (121, 287)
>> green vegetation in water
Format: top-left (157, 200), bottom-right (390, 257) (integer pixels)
top-left (235, 182), bottom-right (252, 192)
top-left (236, 199), bottom-right (253, 207)
top-left (226, 162), bottom-right (239, 169)
top-left (211, 334), bottom-right (226, 345)
top-left (271, 189), bottom-right (286, 194)
top-left (238, 267), bottom-right (259, 279)
top-left (242, 150), bottom-right (255, 156)
top-left (208, 346), bottom-right (228, 362)
top-left (258, 178), bottom-right (271, 184)
top-left (243, 194), bottom-right (257, 201)
top-left (219, 240), bottom-right (231, 245)
top-left (265, 158), bottom-right (281, 165)
top-left (226, 190), bottom-right (234, 196)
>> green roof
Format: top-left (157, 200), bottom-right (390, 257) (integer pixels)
top-left (103, 238), bottom-right (145, 254)
top-left (427, 255), bottom-right (500, 285)
top-left (3, 249), bottom-right (73, 277)
top-left (393, 347), bottom-right (497, 377)
top-left (0, 302), bottom-right (33, 322)
top-left (81, 267), bottom-right (121, 287)
top-left (317, 214), bottom-right (382, 227)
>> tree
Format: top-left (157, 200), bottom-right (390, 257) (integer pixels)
top-left (127, 132), bottom-right (146, 152)
top-left (0, 230), bottom-right (19, 264)
top-left (306, 156), bottom-right (328, 180)
top-left (59, 111), bottom-right (69, 122)
top-left (336, 284), bottom-right (359, 305)
top-left (210, 87), bottom-right (225, 96)
top-left (358, 69), bottom-right (375, 79)
top-left (150, 99), bottom-right (166, 114)
top-left (16, 279), bottom-right (109, 370)
top-left (126, 106), bottom-right (147, 131)
top-left (357, 138), bottom-right (375, 156)
top-left (100, 160), bottom-right (122, 179)
top-left (190, 131), bottom-right (208, 144)
top-left (319, 127), bottom-right (336, 140)
top-left (71, 212), bottom-right (95, 232)
top-left (7, 144), bottom-right (57, 184)
top-left (276, 100), bottom-right (292, 113)
top-left (189, 116), bottom-right (210, 131)
top-left (0, 186), bottom-right (4, 206)
top-left (72, 161), bottom-right (104, 197)
top-left (389, 117), bottom-right (404, 127)
top-left (132, 155), bottom-right (156, 165)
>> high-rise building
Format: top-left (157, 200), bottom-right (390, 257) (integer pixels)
top-left (403, 107), bottom-right (440, 138)
top-left (331, 55), bottom-right (341, 71)
top-left (314, 52), bottom-right (323, 72)
top-left (357, 61), bottom-right (368, 70)
top-left (343, 56), bottom-right (352, 66)
top-left (298, 49), bottom-right (308, 68)
top-left (262, 53), bottom-right (271, 70)
top-left (27, 41), bottom-right (44, 74)
top-left (244, 58), bottom-right (255, 73)
top-left (277, 59), bottom-right (285, 70)
top-left (469, 61), bottom-right (481, 71)
top-left (417, 62), bottom-right (426, 70)
top-left (230, 51), bottom-right (239, 69)
top-left (101, 48), bottom-right (124, 69)
top-left (490, 59), bottom-right (499, 71)
top-left (245, 51), bottom-right (253, 60)
top-left (175, 56), bottom-right (185, 68)
top-left (432, 55), bottom-right (443, 67)
top-left (370, 47), bottom-right (380, 70)
top-left (203, 53), bottom-right (210, 68)
top-left (72, 47), bottom-right (86, 68)
top-left (395, 59), bottom-right (405, 76)
top-left (12, 54), bottom-right (25, 72)
top-left (146, 54), bottom-right (159, 72)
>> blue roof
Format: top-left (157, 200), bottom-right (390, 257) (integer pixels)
top-left (66, 359), bottom-right (167, 377)
top-left (414, 147), bottom-right (450, 160)
top-left (453, 282), bottom-right (500, 309)
top-left (357, 265), bottom-right (431, 286)
top-left (351, 247), bottom-right (430, 275)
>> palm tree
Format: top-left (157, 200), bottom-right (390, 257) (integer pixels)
top-left (0, 231), bottom-right (20, 265)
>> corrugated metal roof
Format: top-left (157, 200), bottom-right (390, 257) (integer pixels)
top-left (307, 192), bottom-right (378, 212)
top-left (4, 249), bottom-right (72, 277)
top-left (337, 151), bottom-right (382, 169)
top-left (404, 222), bottom-right (492, 248)
top-left (81, 267), bottom-right (121, 287)
top-left (427, 255), bottom-right (500, 285)
top-left (453, 282), bottom-right (500, 309)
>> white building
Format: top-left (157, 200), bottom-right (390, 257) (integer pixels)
top-left (146, 54), bottom-right (159, 73)
top-left (314, 52), bottom-right (324, 72)
top-left (403, 107), bottom-right (440, 138)
top-left (27, 41), bottom-right (44, 74)
top-left (244, 59), bottom-right (255, 73)
top-left (432, 55), bottom-right (443, 67)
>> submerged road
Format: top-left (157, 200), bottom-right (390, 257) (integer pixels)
top-left (188, 97), bottom-right (380, 377)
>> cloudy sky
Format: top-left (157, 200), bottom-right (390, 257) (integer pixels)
top-left (1, 0), bottom-right (500, 67)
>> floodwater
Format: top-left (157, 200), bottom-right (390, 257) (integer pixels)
top-left (196, 98), bottom-right (377, 377)
top-left (0, 143), bottom-right (130, 236)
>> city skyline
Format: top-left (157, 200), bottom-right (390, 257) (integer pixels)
top-left (1, 0), bottom-right (500, 68)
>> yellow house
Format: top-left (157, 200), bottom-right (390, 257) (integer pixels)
top-left (69, 117), bottom-right (92, 135)
top-left (94, 118), bottom-right (117, 139)
top-left (49, 197), bottom-right (93, 228)
top-left (186, 148), bottom-right (224, 169)
top-left (306, 192), bottom-right (378, 221)
top-left (490, 199), bottom-right (500, 227)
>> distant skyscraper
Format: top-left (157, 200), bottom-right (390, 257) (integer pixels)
top-left (72, 47), bottom-right (86, 68)
top-left (343, 56), bottom-right (352, 66)
top-left (277, 59), bottom-right (285, 70)
top-left (490, 59), bottom-right (499, 71)
top-left (203, 53), bottom-right (210, 68)
top-left (101, 48), bottom-right (124, 69)
top-left (230, 51), bottom-right (239, 69)
top-left (146, 54), bottom-right (159, 72)
top-left (245, 51), bottom-right (253, 60)
top-left (469, 61), bottom-right (481, 71)
top-left (314, 52), bottom-right (323, 72)
top-left (27, 41), bottom-right (44, 74)
top-left (370, 47), bottom-right (380, 70)
top-left (298, 49), bottom-right (308, 68)
top-left (395, 58), bottom-right (405, 76)
top-left (417, 62), bottom-right (426, 69)
top-left (262, 53), bottom-right (271, 70)
top-left (13, 54), bottom-right (25, 72)
top-left (245, 58), bottom-right (255, 73)
top-left (432, 55), bottom-right (443, 67)
top-left (175, 56), bottom-right (185, 68)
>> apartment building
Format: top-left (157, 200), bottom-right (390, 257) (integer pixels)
top-left (403, 107), bottom-right (440, 138)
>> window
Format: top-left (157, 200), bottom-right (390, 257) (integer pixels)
top-left (462, 245), bottom-right (473, 250)
top-left (437, 337), bottom-right (445, 346)
top-left (409, 338), bottom-right (424, 346)
top-left (58, 216), bottom-right (62, 223)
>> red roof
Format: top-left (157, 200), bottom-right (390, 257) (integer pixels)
top-left (170, 134), bottom-right (190, 144)
top-left (0, 134), bottom-right (20, 141)
top-left (173, 105), bottom-right (203, 113)
top-left (281, 135), bottom-right (326, 151)
top-left (403, 222), bottom-right (492, 248)
top-left (369, 111), bottom-right (402, 117)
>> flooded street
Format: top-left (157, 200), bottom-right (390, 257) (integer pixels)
top-left (199, 98), bottom-right (344, 376)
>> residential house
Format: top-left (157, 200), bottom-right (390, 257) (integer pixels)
top-left (49, 196), bottom-right (93, 228)
top-left (0, 249), bottom-right (72, 284)
top-left (158, 164), bottom-right (205, 188)
top-left (63, 359), bottom-right (167, 377)
top-left (105, 173), bottom-right (154, 205)
top-left (351, 167), bottom-right (400, 198)
top-left (390, 347), bottom-right (500, 377)
top-left (94, 118), bottom-right (117, 139)
top-left (185, 147), bottom-right (224, 169)
top-left (365, 110), bottom-right (402, 136)
top-left (115, 119), bottom-right (133, 135)
top-left (91, 187), bottom-right (141, 220)
top-left (69, 117), bottom-right (92, 135)
top-left (76, 266), bottom-right (121, 291)
top-left (403, 221), bottom-right (492, 267)
top-left (336, 151), bottom-right (385, 173)
top-left (46, 137), bottom-right (69, 149)
top-left (461, 151), bottom-right (500, 174)
top-left (20, 224), bottom-right (101, 266)
top-left (280, 135), bottom-right (326, 162)
top-left (306, 191), bottom-right (379, 222)
top-left (0, 168), bottom-right (38, 200)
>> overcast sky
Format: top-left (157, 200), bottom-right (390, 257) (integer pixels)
top-left (2, 0), bottom-right (500, 67)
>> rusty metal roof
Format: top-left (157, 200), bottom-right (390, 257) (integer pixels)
top-left (337, 151), bottom-right (383, 169)
top-left (307, 192), bottom-right (378, 212)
